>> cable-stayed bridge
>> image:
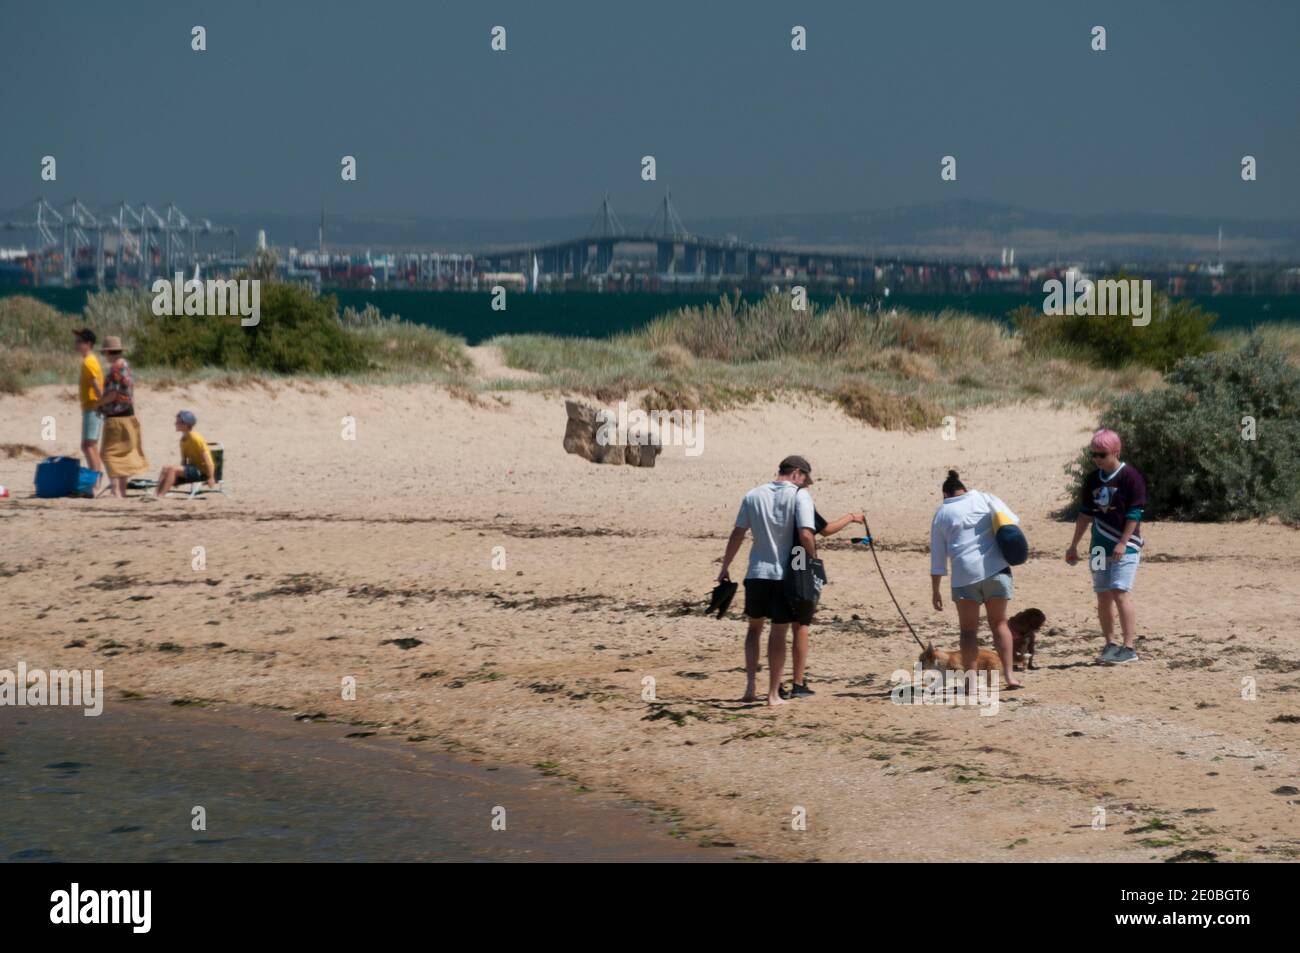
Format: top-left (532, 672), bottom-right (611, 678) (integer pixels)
top-left (477, 191), bottom-right (876, 283)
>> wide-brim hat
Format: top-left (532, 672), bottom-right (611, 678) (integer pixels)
top-left (100, 336), bottom-right (124, 353)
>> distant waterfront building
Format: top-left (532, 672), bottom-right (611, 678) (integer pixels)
top-left (480, 271), bottom-right (527, 291)
top-left (283, 250), bottom-right (477, 289)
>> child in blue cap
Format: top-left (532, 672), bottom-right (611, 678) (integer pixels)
top-left (153, 410), bottom-right (217, 497)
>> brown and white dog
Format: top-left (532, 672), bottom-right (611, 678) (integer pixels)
top-left (918, 608), bottom-right (1047, 673)
top-left (1008, 608), bottom-right (1047, 670)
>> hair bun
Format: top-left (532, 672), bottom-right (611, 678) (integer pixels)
top-left (947, 469), bottom-right (960, 480)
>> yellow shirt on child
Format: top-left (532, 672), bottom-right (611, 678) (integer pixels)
top-left (180, 430), bottom-right (213, 477)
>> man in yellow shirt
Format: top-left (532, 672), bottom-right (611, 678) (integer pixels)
top-left (73, 328), bottom-right (105, 483)
top-left (154, 410), bottom-right (218, 497)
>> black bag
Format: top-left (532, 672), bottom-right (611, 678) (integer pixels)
top-left (784, 488), bottom-right (827, 608)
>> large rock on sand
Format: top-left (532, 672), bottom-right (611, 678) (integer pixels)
top-left (624, 441), bottom-right (658, 467)
top-left (563, 415), bottom-right (599, 460)
top-left (564, 400), bottom-right (600, 426)
top-left (563, 399), bottom-right (661, 467)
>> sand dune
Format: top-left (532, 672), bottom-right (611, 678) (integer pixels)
top-left (2, 380), bottom-right (1298, 861)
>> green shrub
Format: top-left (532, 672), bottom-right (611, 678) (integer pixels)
top-left (1015, 279), bottom-right (1219, 371)
top-left (132, 283), bottom-right (368, 374)
top-left (1065, 338), bottom-right (1300, 523)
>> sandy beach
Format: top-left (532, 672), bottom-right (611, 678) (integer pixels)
top-left (3, 362), bottom-right (1298, 862)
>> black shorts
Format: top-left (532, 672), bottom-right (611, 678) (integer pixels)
top-left (177, 464), bottom-right (206, 484)
top-left (743, 579), bottom-right (815, 625)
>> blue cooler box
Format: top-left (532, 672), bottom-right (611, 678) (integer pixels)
top-left (34, 456), bottom-right (92, 498)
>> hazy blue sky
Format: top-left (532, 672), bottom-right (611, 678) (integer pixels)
top-left (1, 0), bottom-right (1296, 222)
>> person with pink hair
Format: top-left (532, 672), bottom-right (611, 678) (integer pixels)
top-left (1066, 429), bottom-right (1147, 663)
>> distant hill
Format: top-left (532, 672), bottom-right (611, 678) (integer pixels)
top-left (244, 200), bottom-right (1300, 264)
top-left (6, 199), bottom-right (1297, 264)
top-left (687, 201), bottom-right (1300, 264)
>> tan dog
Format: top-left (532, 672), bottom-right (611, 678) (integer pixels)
top-left (919, 643), bottom-right (1001, 673)
top-left (1007, 608), bottom-right (1047, 670)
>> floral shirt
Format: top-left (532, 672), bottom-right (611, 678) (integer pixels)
top-left (101, 359), bottom-right (135, 416)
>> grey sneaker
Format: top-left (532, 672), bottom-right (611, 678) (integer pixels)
top-left (1111, 646), bottom-right (1140, 664)
top-left (1099, 642), bottom-right (1121, 662)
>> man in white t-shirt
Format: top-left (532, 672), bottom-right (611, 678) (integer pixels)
top-left (718, 455), bottom-right (818, 707)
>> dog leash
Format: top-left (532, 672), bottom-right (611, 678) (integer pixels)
top-left (855, 508), bottom-right (927, 651)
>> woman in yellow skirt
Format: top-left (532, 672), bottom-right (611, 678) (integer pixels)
top-left (94, 336), bottom-right (149, 498)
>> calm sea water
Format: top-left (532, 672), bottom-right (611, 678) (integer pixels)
top-left (0, 701), bottom-right (728, 862)
top-left (6, 287), bottom-right (1298, 346)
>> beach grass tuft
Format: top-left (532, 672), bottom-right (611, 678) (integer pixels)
top-left (488, 292), bottom-right (1166, 417)
top-left (4, 287), bottom-right (1292, 422)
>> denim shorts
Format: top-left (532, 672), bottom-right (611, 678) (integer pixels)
top-left (81, 410), bottom-right (103, 443)
top-left (1093, 551), bottom-right (1140, 593)
top-left (952, 569), bottom-right (1013, 604)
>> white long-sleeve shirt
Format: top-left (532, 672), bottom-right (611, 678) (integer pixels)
top-left (929, 490), bottom-right (1017, 588)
